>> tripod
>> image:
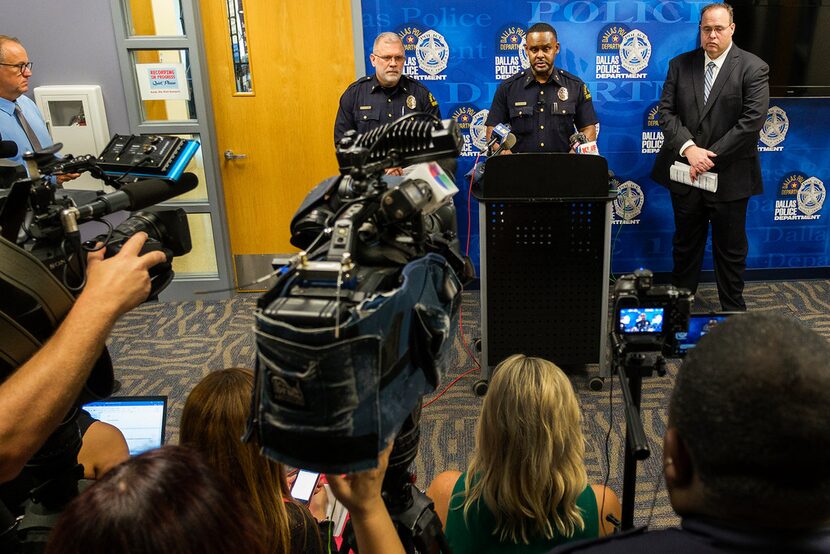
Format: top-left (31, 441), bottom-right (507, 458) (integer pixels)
top-left (612, 346), bottom-right (667, 530)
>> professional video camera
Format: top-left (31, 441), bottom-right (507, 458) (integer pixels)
top-left (608, 268), bottom-right (692, 530)
top-left (247, 113), bottom-right (468, 553)
top-left (0, 136), bottom-right (198, 552)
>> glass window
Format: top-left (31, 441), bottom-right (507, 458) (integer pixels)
top-left (172, 213), bottom-right (219, 277)
top-left (131, 49), bottom-right (196, 122)
top-left (225, 0), bottom-right (253, 93)
top-left (125, 0), bottom-right (185, 37)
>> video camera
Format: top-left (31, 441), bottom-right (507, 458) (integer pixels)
top-left (248, 113), bottom-right (468, 552)
top-left (0, 136), bottom-right (198, 552)
top-left (611, 268), bottom-right (693, 356)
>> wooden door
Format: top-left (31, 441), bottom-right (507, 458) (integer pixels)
top-left (200, 0), bottom-right (356, 288)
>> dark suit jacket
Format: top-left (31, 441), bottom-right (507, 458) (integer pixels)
top-left (651, 44), bottom-right (769, 202)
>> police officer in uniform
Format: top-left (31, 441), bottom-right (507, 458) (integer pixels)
top-left (486, 23), bottom-right (597, 153)
top-left (334, 32), bottom-right (440, 175)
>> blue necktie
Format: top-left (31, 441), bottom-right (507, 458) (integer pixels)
top-left (703, 61), bottom-right (716, 104)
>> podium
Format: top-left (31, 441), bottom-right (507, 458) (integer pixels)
top-left (473, 153), bottom-right (614, 390)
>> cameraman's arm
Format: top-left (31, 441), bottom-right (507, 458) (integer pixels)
top-left (0, 233), bottom-right (165, 483)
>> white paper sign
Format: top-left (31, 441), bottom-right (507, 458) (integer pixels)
top-left (136, 63), bottom-right (190, 101)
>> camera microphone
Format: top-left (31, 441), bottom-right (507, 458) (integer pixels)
top-left (73, 172), bottom-right (198, 222)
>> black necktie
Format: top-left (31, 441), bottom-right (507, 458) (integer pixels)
top-left (14, 102), bottom-right (43, 152)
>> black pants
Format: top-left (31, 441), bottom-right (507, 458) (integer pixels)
top-left (670, 189), bottom-right (749, 311)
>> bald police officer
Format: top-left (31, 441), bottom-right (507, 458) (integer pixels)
top-left (486, 23), bottom-right (597, 154)
top-left (334, 32), bottom-right (440, 175)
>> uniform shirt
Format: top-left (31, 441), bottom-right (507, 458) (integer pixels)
top-left (334, 74), bottom-right (441, 145)
top-left (486, 68), bottom-right (598, 153)
top-left (0, 94), bottom-right (53, 166)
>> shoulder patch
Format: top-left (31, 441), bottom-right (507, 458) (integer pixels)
top-left (583, 83), bottom-right (592, 100)
top-left (428, 92), bottom-right (438, 107)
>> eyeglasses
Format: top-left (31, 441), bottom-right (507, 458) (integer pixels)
top-left (700, 26), bottom-right (730, 35)
top-left (373, 54), bottom-right (405, 64)
top-left (0, 62), bottom-right (33, 75)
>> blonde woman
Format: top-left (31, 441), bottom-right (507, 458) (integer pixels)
top-left (428, 354), bottom-right (620, 553)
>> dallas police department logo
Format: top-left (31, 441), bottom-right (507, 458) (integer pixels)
top-left (452, 105), bottom-right (479, 157)
top-left (469, 109), bottom-right (489, 151)
top-left (619, 30), bottom-right (651, 75)
top-left (798, 177), bottom-right (826, 217)
top-left (399, 26), bottom-right (422, 52)
top-left (495, 25), bottom-right (526, 81)
top-left (410, 29), bottom-right (449, 80)
top-left (758, 106), bottom-right (789, 151)
top-left (595, 24), bottom-right (646, 80)
top-left (775, 172), bottom-right (825, 221)
top-left (612, 177), bottom-right (644, 224)
top-left (518, 36), bottom-right (530, 69)
top-left (642, 102), bottom-right (663, 154)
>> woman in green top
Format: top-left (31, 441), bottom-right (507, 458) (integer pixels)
top-left (428, 354), bottom-right (621, 554)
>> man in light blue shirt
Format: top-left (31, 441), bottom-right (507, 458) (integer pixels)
top-left (0, 35), bottom-right (77, 183)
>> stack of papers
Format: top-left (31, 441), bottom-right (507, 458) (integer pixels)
top-left (670, 161), bottom-right (718, 193)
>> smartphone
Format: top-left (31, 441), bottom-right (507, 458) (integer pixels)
top-left (290, 469), bottom-right (320, 504)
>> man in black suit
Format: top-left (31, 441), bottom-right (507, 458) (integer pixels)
top-left (651, 3), bottom-right (769, 311)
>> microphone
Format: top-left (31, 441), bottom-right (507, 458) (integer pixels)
top-left (491, 133), bottom-right (516, 156)
top-left (483, 123), bottom-right (511, 155)
top-left (569, 132), bottom-right (599, 155)
top-left (74, 172), bottom-right (198, 221)
top-left (0, 140), bottom-right (18, 159)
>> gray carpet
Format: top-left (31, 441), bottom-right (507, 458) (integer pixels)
top-left (107, 279), bottom-right (830, 529)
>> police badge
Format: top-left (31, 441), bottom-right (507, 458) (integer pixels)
top-left (797, 177), bottom-right (826, 217)
top-left (406, 95), bottom-right (416, 110)
top-left (557, 87), bottom-right (568, 101)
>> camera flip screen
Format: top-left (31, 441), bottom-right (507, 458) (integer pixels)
top-left (619, 307), bottom-right (664, 334)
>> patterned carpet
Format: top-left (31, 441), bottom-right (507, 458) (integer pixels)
top-left (107, 279), bottom-right (830, 529)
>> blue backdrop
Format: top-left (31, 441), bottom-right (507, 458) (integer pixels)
top-left (359, 1), bottom-right (829, 274)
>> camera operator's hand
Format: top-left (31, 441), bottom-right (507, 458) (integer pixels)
top-left (0, 232), bottom-right (165, 483)
top-left (385, 167), bottom-right (404, 176)
top-left (326, 443), bottom-right (405, 554)
top-left (77, 232), bottom-right (167, 319)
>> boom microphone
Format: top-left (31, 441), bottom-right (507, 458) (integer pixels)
top-left (74, 172), bottom-right (198, 221)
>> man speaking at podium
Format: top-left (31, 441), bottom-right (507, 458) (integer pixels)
top-left (485, 23), bottom-right (597, 154)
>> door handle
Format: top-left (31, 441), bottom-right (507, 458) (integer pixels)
top-left (224, 150), bottom-right (247, 160)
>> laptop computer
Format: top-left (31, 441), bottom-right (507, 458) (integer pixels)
top-left (83, 396), bottom-right (168, 456)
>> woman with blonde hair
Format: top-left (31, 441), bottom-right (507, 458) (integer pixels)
top-left (180, 368), bottom-right (324, 554)
top-left (428, 354), bottom-right (620, 553)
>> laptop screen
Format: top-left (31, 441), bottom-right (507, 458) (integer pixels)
top-left (83, 396), bottom-right (168, 456)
